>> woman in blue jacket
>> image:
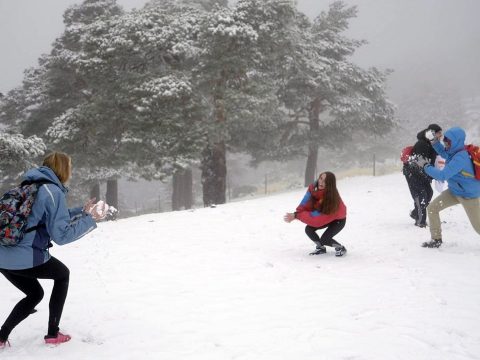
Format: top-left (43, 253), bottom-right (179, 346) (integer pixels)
top-left (416, 127), bottom-right (480, 248)
top-left (0, 152), bottom-right (103, 347)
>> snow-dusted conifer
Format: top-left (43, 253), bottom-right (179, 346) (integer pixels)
top-left (194, 0), bottom-right (298, 206)
top-left (259, 1), bottom-right (396, 185)
top-left (0, 132), bottom-right (46, 188)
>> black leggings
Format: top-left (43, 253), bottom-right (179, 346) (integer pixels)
top-left (305, 218), bottom-right (346, 247)
top-left (0, 256), bottom-right (70, 341)
top-left (404, 169), bottom-right (433, 225)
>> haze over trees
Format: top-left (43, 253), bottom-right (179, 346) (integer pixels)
top-left (0, 0), bottom-right (395, 209)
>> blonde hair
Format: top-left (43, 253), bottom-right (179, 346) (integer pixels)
top-left (42, 152), bottom-right (72, 184)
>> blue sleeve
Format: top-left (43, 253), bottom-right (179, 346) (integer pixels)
top-left (425, 154), bottom-right (464, 181)
top-left (299, 191), bottom-right (311, 206)
top-left (296, 190), bottom-right (313, 213)
top-left (43, 185), bottom-right (97, 245)
top-left (432, 141), bottom-right (449, 159)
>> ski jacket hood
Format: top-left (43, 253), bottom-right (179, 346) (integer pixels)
top-left (444, 127), bottom-right (466, 156)
top-left (23, 166), bottom-right (68, 193)
top-left (416, 129), bottom-right (428, 141)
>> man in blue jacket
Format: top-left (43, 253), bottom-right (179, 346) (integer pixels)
top-left (415, 127), bottom-right (480, 248)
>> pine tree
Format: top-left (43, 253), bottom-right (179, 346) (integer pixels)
top-left (194, 0), bottom-right (298, 206)
top-left (257, 1), bottom-right (396, 185)
top-left (0, 132), bottom-right (46, 190)
top-left (0, 0), bottom-right (126, 202)
top-left (54, 1), bottom-right (208, 207)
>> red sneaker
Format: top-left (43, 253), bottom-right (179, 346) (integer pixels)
top-left (0, 340), bottom-right (10, 349)
top-left (44, 332), bottom-right (71, 345)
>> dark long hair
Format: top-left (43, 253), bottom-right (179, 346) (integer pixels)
top-left (319, 171), bottom-right (340, 214)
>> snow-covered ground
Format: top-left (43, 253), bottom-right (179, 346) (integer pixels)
top-left (1, 172), bottom-right (480, 360)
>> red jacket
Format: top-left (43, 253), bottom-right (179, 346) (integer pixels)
top-left (295, 183), bottom-right (347, 227)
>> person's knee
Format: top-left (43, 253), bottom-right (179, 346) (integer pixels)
top-left (30, 286), bottom-right (44, 305)
top-left (54, 265), bottom-right (70, 284)
top-left (473, 225), bottom-right (480, 235)
top-left (427, 201), bottom-right (440, 214)
top-left (470, 220), bottom-right (480, 235)
top-left (61, 267), bottom-right (70, 283)
top-left (305, 226), bottom-right (314, 236)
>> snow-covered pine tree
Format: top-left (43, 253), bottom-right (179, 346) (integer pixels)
top-left (42, 0), bottom-right (125, 206)
top-left (0, 58), bottom-right (52, 137)
top-left (316, 63), bottom-right (396, 168)
top-left (177, 0), bottom-right (227, 11)
top-left (0, 65), bottom-right (49, 187)
top-left (227, 1), bottom-right (310, 165)
top-left (55, 0), bottom-right (209, 209)
top-left (257, 1), bottom-right (396, 185)
top-left (194, 0), bottom-right (298, 206)
top-left (0, 0), bottom-right (125, 203)
top-left (0, 132), bottom-right (46, 190)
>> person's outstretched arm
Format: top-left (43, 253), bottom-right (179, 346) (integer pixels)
top-left (41, 185), bottom-right (97, 245)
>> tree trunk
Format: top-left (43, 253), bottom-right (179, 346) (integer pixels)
top-left (304, 98), bottom-right (322, 186)
top-left (106, 179), bottom-right (118, 209)
top-left (183, 168), bottom-right (193, 209)
top-left (172, 167), bottom-right (193, 211)
top-left (201, 142), bottom-right (226, 207)
top-left (304, 144), bottom-right (319, 186)
top-left (201, 78), bottom-right (227, 207)
top-left (90, 182), bottom-right (100, 201)
top-left (172, 171), bottom-right (182, 211)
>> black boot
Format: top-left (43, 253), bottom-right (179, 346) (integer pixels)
top-left (422, 239), bottom-right (442, 248)
top-left (335, 245), bottom-right (347, 257)
top-left (309, 246), bottom-right (327, 255)
top-left (410, 209), bottom-right (417, 220)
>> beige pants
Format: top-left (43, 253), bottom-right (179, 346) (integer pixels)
top-left (427, 189), bottom-right (480, 240)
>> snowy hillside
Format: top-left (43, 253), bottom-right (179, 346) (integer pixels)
top-left (1, 173), bottom-right (480, 360)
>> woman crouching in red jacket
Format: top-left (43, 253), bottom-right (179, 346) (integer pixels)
top-left (284, 171), bottom-right (347, 256)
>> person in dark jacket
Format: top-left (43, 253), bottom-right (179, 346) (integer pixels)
top-left (403, 124), bottom-right (443, 227)
top-left (414, 127), bottom-right (480, 248)
top-left (0, 152), bottom-right (104, 348)
top-left (284, 171), bottom-right (347, 256)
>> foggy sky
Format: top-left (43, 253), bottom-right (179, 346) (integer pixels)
top-left (1, 0), bottom-right (480, 101)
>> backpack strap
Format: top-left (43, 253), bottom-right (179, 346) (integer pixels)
top-left (20, 179), bottom-right (57, 187)
top-left (20, 179), bottom-right (58, 234)
top-left (25, 223), bottom-right (46, 233)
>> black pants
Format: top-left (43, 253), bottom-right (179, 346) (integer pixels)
top-left (404, 171), bottom-right (433, 225)
top-left (0, 257), bottom-right (70, 341)
top-left (305, 218), bottom-right (346, 248)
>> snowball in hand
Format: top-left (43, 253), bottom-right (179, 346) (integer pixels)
top-left (425, 130), bottom-right (435, 141)
top-left (94, 200), bottom-right (109, 218)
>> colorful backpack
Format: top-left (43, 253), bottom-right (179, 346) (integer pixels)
top-left (0, 180), bottom-right (54, 246)
top-left (400, 145), bottom-right (414, 164)
top-left (465, 144), bottom-right (480, 180)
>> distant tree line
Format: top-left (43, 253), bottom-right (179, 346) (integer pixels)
top-left (0, 0), bottom-right (395, 211)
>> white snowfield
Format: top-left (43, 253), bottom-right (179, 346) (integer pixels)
top-left (1, 173), bottom-right (480, 360)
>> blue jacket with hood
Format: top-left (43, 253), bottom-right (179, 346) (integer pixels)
top-left (0, 166), bottom-right (97, 270)
top-left (425, 127), bottom-right (480, 199)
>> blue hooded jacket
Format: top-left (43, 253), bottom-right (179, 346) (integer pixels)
top-left (425, 127), bottom-right (480, 198)
top-left (0, 166), bottom-right (97, 270)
